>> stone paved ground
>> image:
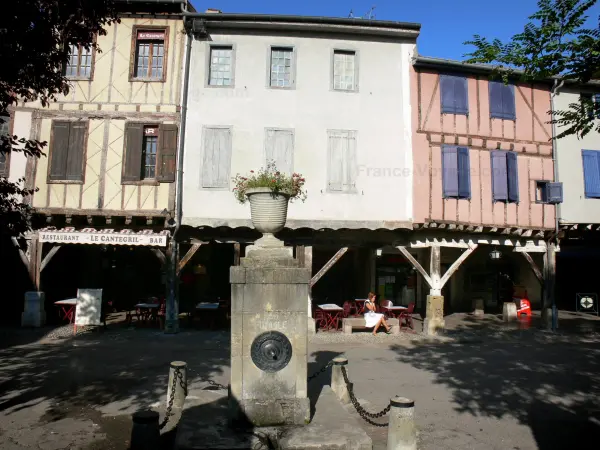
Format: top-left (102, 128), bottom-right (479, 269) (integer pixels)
top-left (0, 311), bottom-right (599, 449)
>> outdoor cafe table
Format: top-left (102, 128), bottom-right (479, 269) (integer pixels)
top-left (134, 302), bottom-right (159, 324)
top-left (382, 305), bottom-right (407, 319)
top-left (54, 298), bottom-right (78, 324)
top-left (195, 302), bottom-right (220, 329)
top-left (317, 304), bottom-right (344, 331)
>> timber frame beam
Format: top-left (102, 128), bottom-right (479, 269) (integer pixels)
top-left (310, 247), bottom-right (348, 288)
top-left (177, 243), bottom-right (202, 276)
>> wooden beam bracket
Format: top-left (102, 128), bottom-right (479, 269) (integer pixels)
top-left (177, 243), bottom-right (202, 275)
top-left (310, 247), bottom-right (348, 288)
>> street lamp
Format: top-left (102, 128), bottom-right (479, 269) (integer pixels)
top-left (489, 247), bottom-right (502, 260)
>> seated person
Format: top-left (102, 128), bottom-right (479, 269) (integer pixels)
top-left (364, 292), bottom-right (392, 335)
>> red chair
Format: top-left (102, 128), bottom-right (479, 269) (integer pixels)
top-left (380, 299), bottom-right (393, 318)
top-left (398, 302), bottom-right (415, 330)
top-left (313, 305), bottom-right (326, 331)
top-left (516, 299), bottom-right (531, 317)
top-left (342, 301), bottom-right (352, 318)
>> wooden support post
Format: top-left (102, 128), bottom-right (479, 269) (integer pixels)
top-left (397, 246), bottom-right (433, 288)
top-left (439, 245), bottom-right (477, 289)
top-left (310, 247), bottom-right (348, 288)
top-left (11, 237), bottom-right (30, 269)
top-left (26, 235), bottom-right (42, 291)
top-left (304, 246), bottom-right (313, 320)
top-left (165, 239), bottom-right (179, 334)
top-left (234, 242), bottom-right (241, 266)
top-left (296, 245), bottom-right (305, 267)
top-left (177, 243), bottom-right (201, 276)
top-left (542, 242), bottom-right (557, 329)
top-left (429, 245), bottom-right (441, 295)
top-left (150, 249), bottom-right (167, 267)
top-left (521, 252), bottom-right (543, 285)
top-left (40, 245), bottom-right (61, 272)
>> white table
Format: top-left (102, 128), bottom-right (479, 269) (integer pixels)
top-left (195, 302), bottom-right (219, 310)
top-left (55, 299), bottom-right (78, 323)
top-left (317, 304), bottom-right (343, 331)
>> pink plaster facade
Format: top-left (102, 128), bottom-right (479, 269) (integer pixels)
top-left (411, 66), bottom-right (556, 229)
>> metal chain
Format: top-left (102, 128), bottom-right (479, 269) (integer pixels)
top-left (159, 367), bottom-right (186, 430)
top-left (307, 359), bottom-right (336, 383)
top-left (341, 366), bottom-right (390, 427)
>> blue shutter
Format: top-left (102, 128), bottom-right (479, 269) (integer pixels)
top-left (457, 147), bottom-right (471, 199)
top-left (491, 151), bottom-right (508, 201)
top-left (546, 182), bottom-right (563, 203)
top-left (582, 150), bottom-right (600, 198)
top-left (440, 75), bottom-right (456, 114)
top-left (506, 151), bottom-right (519, 202)
top-left (442, 145), bottom-right (458, 197)
top-left (489, 81), bottom-right (504, 119)
top-left (454, 77), bottom-right (468, 115)
top-left (502, 84), bottom-right (516, 120)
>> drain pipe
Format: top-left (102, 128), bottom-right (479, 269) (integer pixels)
top-left (550, 77), bottom-right (564, 332)
top-left (165, 0), bottom-right (192, 333)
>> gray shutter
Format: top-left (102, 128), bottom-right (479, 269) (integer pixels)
top-left (215, 128), bottom-right (232, 187)
top-left (49, 121), bottom-right (71, 181)
top-left (489, 81), bottom-right (504, 119)
top-left (265, 129), bottom-right (293, 175)
top-left (201, 128), bottom-right (215, 187)
top-left (202, 128), bottom-right (232, 188)
top-left (440, 75), bottom-right (456, 114)
top-left (442, 145), bottom-right (458, 197)
top-left (65, 121), bottom-right (87, 181)
top-left (156, 124), bottom-right (178, 182)
top-left (344, 131), bottom-right (357, 190)
top-left (491, 151), bottom-right (508, 201)
top-left (328, 132), bottom-right (343, 191)
top-left (506, 151), bottom-right (519, 202)
top-left (502, 84), bottom-right (516, 120)
top-left (122, 122), bottom-right (143, 182)
top-left (457, 147), bottom-right (471, 199)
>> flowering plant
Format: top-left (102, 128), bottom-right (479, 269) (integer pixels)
top-left (232, 161), bottom-right (307, 204)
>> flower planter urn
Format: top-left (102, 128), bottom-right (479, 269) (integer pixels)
top-left (245, 187), bottom-right (291, 254)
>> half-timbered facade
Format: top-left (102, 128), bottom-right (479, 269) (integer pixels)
top-left (8, 1), bottom-right (188, 329)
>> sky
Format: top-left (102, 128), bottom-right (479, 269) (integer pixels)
top-left (188, 0), bottom-right (600, 61)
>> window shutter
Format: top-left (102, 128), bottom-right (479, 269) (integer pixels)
top-left (49, 121), bottom-right (71, 181)
top-left (489, 81), bottom-right (504, 119)
top-left (546, 182), bottom-right (563, 203)
top-left (440, 75), bottom-right (456, 114)
top-left (582, 150), bottom-right (600, 198)
top-left (328, 133), bottom-right (344, 191)
top-left (454, 77), bottom-right (468, 115)
top-left (344, 131), bottom-right (357, 190)
top-left (122, 122), bottom-right (143, 182)
top-left (65, 121), bottom-right (87, 181)
top-left (502, 84), bottom-right (516, 120)
top-left (491, 151), bottom-right (508, 201)
top-left (265, 129), bottom-right (293, 175)
top-left (442, 145), bottom-right (459, 197)
top-left (457, 147), bottom-right (471, 199)
top-left (202, 128), bottom-right (231, 188)
top-left (215, 128), bottom-right (232, 188)
top-left (202, 128), bottom-right (216, 187)
top-left (506, 151), bottom-right (519, 202)
top-left (156, 124), bottom-right (178, 182)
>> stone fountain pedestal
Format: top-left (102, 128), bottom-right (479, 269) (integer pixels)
top-left (229, 233), bottom-right (310, 426)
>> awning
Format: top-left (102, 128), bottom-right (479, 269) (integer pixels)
top-left (38, 227), bottom-right (169, 247)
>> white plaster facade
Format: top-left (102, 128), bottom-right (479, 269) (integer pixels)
top-left (4, 111), bottom-right (31, 186)
top-left (182, 19), bottom-right (417, 230)
top-left (555, 87), bottom-right (600, 224)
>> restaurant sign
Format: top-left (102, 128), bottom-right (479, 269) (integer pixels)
top-left (39, 228), bottom-right (168, 247)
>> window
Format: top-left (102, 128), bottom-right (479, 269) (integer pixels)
top-left (490, 151), bottom-right (519, 202)
top-left (208, 46), bottom-right (234, 86)
top-left (581, 94), bottom-right (600, 120)
top-left (65, 44), bottom-right (93, 79)
top-left (442, 145), bottom-right (471, 199)
top-left (201, 127), bottom-right (232, 188)
top-left (535, 180), bottom-right (563, 204)
top-left (122, 123), bottom-right (178, 183)
top-left (489, 81), bottom-right (516, 120)
top-left (332, 50), bottom-right (357, 91)
top-left (582, 150), bottom-right (600, 198)
top-left (327, 130), bottom-right (357, 192)
top-left (0, 116), bottom-right (10, 177)
top-left (132, 29), bottom-right (167, 81)
top-left (265, 129), bottom-right (294, 174)
top-left (440, 75), bottom-right (468, 115)
top-left (48, 121), bottom-right (88, 182)
top-left (269, 47), bottom-right (294, 88)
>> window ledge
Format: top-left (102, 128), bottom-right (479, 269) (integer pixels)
top-left (205, 84), bottom-right (235, 89)
top-left (47, 180), bottom-right (84, 185)
top-left (332, 88), bottom-right (359, 93)
top-left (121, 180), bottom-right (160, 186)
top-left (131, 78), bottom-right (166, 83)
top-left (66, 77), bottom-right (92, 82)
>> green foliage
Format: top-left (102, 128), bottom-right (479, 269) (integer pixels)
top-left (464, 0), bottom-right (600, 139)
top-left (232, 161), bottom-right (308, 204)
top-left (0, 0), bottom-right (119, 235)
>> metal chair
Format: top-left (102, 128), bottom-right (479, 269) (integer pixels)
top-left (398, 302), bottom-right (415, 329)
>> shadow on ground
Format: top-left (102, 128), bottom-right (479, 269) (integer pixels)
top-left (391, 318), bottom-right (600, 450)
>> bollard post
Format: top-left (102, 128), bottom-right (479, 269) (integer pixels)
top-left (331, 357), bottom-right (350, 405)
top-left (387, 397), bottom-right (416, 450)
top-left (130, 410), bottom-right (160, 450)
top-left (167, 361), bottom-right (187, 409)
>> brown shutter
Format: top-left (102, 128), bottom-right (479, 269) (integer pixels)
top-left (122, 122), bottom-right (143, 182)
top-left (65, 121), bottom-right (87, 181)
top-left (156, 124), bottom-right (178, 182)
top-left (49, 121), bottom-right (71, 181)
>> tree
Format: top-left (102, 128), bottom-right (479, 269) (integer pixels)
top-left (0, 0), bottom-right (119, 235)
top-left (464, 0), bottom-right (600, 139)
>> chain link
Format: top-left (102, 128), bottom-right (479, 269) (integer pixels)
top-left (341, 365), bottom-right (390, 427)
top-left (159, 367), bottom-right (186, 430)
top-left (307, 357), bottom-right (339, 383)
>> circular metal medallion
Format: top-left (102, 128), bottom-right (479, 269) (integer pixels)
top-left (250, 331), bottom-right (292, 373)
